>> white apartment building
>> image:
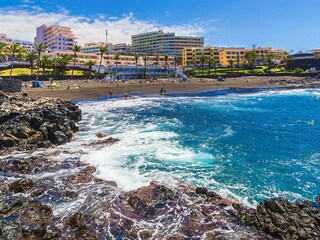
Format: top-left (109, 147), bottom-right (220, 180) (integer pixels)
top-left (35, 24), bottom-right (76, 52)
top-left (81, 42), bottom-right (113, 54)
top-left (12, 40), bottom-right (35, 52)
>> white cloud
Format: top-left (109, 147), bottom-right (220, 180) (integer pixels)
top-left (0, 7), bottom-right (212, 45)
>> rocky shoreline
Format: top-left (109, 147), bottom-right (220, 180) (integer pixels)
top-left (0, 92), bottom-right (81, 155)
top-left (0, 93), bottom-right (319, 239)
top-left (268, 76), bottom-right (320, 88)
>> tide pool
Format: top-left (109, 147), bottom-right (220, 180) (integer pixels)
top-left (76, 88), bottom-right (320, 206)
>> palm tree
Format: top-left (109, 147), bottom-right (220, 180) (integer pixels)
top-left (35, 43), bottom-right (47, 81)
top-left (207, 56), bottom-right (213, 77)
top-left (155, 53), bottom-right (160, 66)
top-left (52, 54), bottom-right (71, 76)
top-left (245, 45), bottom-right (258, 71)
top-left (5, 43), bottom-right (23, 80)
top-left (236, 53), bottom-right (241, 73)
top-left (133, 53), bottom-right (140, 79)
top-left (71, 44), bottom-right (81, 80)
top-left (164, 54), bottom-right (169, 74)
top-left (85, 60), bottom-right (95, 78)
top-left (97, 44), bottom-right (108, 79)
top-left (40, 55), bottom-right (51, 75)
top-left (212, 59), bottom-right (219, 76)
top-left (263, 53), bottom-right (275, 73)
top-left (174, 56), bottom-right (180, 77)
top-left (0, 42), bottom-right (7, 62)
top-left (113, 51), bottom-right (121, 79)
top-left (227, 59), bottom-right (235, 75)
top-left (199, 54), bottom-right (207, 77)
top-left (142, 54), bottom-right (148, 79)
top-left (25, 51), bottom-right (38, 75)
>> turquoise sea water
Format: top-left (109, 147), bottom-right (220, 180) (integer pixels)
top-left (77, 88), bottom-right (320, 206)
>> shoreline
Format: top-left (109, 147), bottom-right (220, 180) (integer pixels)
top-left (23, 75), bottom-right (316, 101)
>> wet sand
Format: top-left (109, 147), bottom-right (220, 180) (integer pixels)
top-left (24, 76), bottom-right (304, 100)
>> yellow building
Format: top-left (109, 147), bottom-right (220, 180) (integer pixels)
top-left (182, 47), bottom-right (221, 66)
top-left (49, 51), bottom-right (176, 67)
top-left (219, 47), bottom-right (272, 66)
top-left (49, 51), bottom-right (99, 65)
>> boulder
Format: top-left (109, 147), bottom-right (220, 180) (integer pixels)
top-left (126, 181), bottom-right (174, 214)
top-left (66, 166), bottom-right (96, 184)
top-left (9, 178), bottom-right (34, 193)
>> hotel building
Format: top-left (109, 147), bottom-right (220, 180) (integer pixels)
top-left (182, 47), bottom-right (221, 66)
top-left (48, 51), bottom-right (99, 65)
top-left (131, 30), bottom-right (204, 57)
top-left (102, 53), bottom-right (175, 67)
top-left (35, 25), bottom-right (76, 52)
top-left (12, 40), bottom-right (35, 52)
top-left (81, 42), bottom-right (113, 54)
top-left (113, 43), bottom-right (132, 53)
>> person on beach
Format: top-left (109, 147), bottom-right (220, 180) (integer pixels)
top-left (124, 92), bottom-right (128, 100)
top-left (164, 89), bottom-right (167, 95)
top-left (160, 88), bottom-right (164, 95)
top-left (109, 89), bottom-right (112, 97)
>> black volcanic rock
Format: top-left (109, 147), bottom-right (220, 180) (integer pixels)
top-left (0, 93), bottom-right (81, 154)
top-left (9, 178), bottom-right (34, 193)
top-left (242, 197), bottom-right (320, 239)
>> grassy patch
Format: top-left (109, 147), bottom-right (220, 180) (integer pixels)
top-left (0, 68), bottom-right (84, 76)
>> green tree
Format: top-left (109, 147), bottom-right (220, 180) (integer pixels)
top-left (164, 54), bottom-right (169, 75)
top-left (174, 56), bottom-right (180, 76)
top-left (133, 53), bottom-right (140, 79)
top-left (0, 42), bottom-right (7, 62)
top-left (199, 54), bottom-right (207, 77)
top-left (236, 53), bottom-right (241, 73)
top-left (25, 51), bottom-right (38, 75)
top-left (155, 53), bottom-right (160, 66)
top-left (85, 60), bottom-right (95, 78)
top-left (40, 55), bottom-right (51, 75)
top-left (212, 59), bottom-right (220, 76)
top-left (97, 44), bottom-right (108, 79)
top-left (263, 52), bottom-right (275, 73)
top-left (207, 56), bottom-right (213, 77)
top-left (227, 59), bottom-right (235, 75)
top-left (244, 45), bottom-right (258, 70)
top-left (113, 51), bottom-right (121, 78)
top-left (5, 43), bottom-right (24, 80)
top-left (71, 44), bottom-right (81, 80)
top-left (35, 43), bottom-right (47, 81)
top-left (52, 54), bottom-right (71, 75)
top-left (142, 54), bottom-right (148, 79)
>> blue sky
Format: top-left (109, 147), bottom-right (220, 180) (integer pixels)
top-left (1, 0), bottom-right (319, 51)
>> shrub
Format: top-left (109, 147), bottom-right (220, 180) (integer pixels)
top-left (294, 68), bottom-right (304, 73)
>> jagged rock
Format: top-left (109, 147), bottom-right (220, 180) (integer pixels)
top-left (66, 166), bottom-right (96, 184)
top-left (0, 194), bottom-right (61, 240)
top-left (9, 178), bottom-right (33, 193)
top-left (95, 132), bottom-right (108, 138)
top-left (83, 137), bottom-right (120, 147)
top-left (0, 156), bottom-right (52, 174)
top-left (243, 197), bottom-right (320, 239)
top-left (126, 181), bottom-right (174, 214)
top-left (0, 93), bottom-right (81, 154)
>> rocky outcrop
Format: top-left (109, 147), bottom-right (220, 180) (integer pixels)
top-left (0, 181), bottom-right (61, 240)
top-left (0, 78), bottom-right (22, 93)
top-left (0, 93), bottom-right (81, 154)
top-left (242, 197), bottom-right (320, 239)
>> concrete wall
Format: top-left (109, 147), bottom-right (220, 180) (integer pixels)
top-left (0, 78), bottom-right (22, 92)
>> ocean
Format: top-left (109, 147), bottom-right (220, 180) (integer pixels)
top-left (74, 88), bottom-right (320, 207)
